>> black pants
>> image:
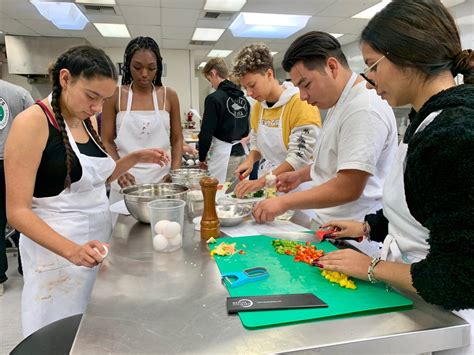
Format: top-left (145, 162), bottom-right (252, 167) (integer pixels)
top-left (0, 160), bottom-right (22, 283)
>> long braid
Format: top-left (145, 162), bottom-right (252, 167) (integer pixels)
top-left (83, 118), bottom-right (107, 152)
top-left (49, 45), bottom-right (117, 190)
top-left (50, 68), bottom-right (75, 189)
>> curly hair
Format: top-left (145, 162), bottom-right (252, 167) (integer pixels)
top-left (122, 36), bottom-right (163, 86)
top-left (232, 43), bottom-right (275, 78)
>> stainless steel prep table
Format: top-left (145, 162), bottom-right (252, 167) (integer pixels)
top-left (70, 215), bottom-right (470, 354)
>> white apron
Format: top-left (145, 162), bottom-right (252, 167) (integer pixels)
top-left (381, 110), bottom-right (473, 354)
top-left (110, 84), bottom-right (171, 201)
top-left (20, 114), bottom-right (116, 337)
top-left (257, 104), bottom-right (287, 177)
top-left (207, 138), bottom-right (242, 183)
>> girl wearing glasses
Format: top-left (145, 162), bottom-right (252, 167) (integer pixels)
top-left (319, 1), bottom-right (473, 353)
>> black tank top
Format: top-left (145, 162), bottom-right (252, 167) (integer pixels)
top-left (34, 103), bottom-right (106, 198)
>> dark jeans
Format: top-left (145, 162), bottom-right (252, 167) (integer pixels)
top-left (0, 160), bottom-right (22, 283)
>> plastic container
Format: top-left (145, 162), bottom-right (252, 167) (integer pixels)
top-left (265, 172), bottom-right (277, 198)
top-left (148, 199), bottom-right (186, 253)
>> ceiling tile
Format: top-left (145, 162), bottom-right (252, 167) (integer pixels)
top-left (161, 8), bottom-right (200, 27)
top-left (241, 0), bottom-right (336, 15)
top-left (120, 6), bottom-right (161, 25)
top-left (305, 16), bottom-right (345, 31)
top-left (161, 0), bottom-right (205, 9)
top-left (162, 26), bottom-right (194, 40)
top-left (86, 14), bottom-right (126, 23)
top-left (326, 18), bottom-right (368, 35)
top-left (105, 37), bottom-right (132, 47)
top-left (87, 36), bottom-right (111, 48)
top-left (0, 0), bottom-right (44, 21)
top-left (317, 0), bottom-right (380, 17)
top-left (63, 23), bottom-right (101, 37)
top-left (213, 30), bottom-right (247, 48)
top-left (116, 0), bottom-right (160, 7)
top-left (16, 19), bottom-right (67, 37)
top-left (196, 18), bottom-right (233, 29)
top-left (128, 25), bottom-right (161, 39)
top-left (0, 19), bottom-right (38, 35)
top-left (162, 38), bottom-right (191, 49)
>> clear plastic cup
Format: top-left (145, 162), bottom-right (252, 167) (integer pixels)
top-left (148, 199), bottom-right (185, 253)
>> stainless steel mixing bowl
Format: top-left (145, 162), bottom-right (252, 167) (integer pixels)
top-left (169, 168), bottom-right (209, 190)
top-left (121, 183), bottom-right (189, 223)
top-left (216, 204), bottom-right (252, 227)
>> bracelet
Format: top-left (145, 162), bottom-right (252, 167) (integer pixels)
top-left (367, 257), bottom-right (382, 283)
top-left (362, 221), bottom-right (371, 241)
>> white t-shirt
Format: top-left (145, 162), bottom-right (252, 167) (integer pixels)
top-left (310, 81), bottom-right (397, 224)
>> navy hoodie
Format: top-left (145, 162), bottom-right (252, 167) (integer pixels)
top-left (199, 80), bottom-right (250, 162)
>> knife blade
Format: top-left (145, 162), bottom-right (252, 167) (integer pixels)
top-left (224, 175), bottom-right (244, 194)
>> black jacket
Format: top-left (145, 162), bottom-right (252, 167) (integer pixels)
top-left (199, 80), bottom-right (250, 162)
top-left (366, 84), bottom-right (474, 311)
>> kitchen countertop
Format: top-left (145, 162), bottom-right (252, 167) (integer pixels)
top-left (70, 215), bottom-right (470, 354)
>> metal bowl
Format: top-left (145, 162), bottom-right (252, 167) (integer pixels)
top-left (121, 183), bottom-right (189, 223)
top-left (216, 204), bottom-right (252, 227)
top-left (169, 168), bottom-right (209, 190)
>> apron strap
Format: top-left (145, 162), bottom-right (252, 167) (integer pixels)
top-left (161, 86), bottom-right (167, 111)
top-left (126, 83), bottom-right (134, 112)
top-left (152, 84), bottom-right (159, 114)
top-left (35, 100), bottom-right (59, 131)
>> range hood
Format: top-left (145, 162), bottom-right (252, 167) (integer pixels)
top-left (5, 35), bottom-right (87, 77)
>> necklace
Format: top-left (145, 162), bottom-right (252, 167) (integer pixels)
top-left (68, 120), bottom-right (82, 128)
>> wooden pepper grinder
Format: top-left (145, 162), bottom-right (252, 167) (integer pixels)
top-left (200, 177), bottom-right (220, 240)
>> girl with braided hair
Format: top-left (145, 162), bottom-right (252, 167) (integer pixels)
top-left (5, 45), bottom-right (169, 337)
top-left (102, 36), bottom-right (183, 203)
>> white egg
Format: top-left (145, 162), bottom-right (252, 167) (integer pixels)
top-left (154, 220), bottom-right (170, 234)
top-left (182, 157), bottom-right (186, 163)
top-left (187, 159), bottom-right (194, 166)
top-left (195, 159), bottom-right (200, 165)
top-left (169, 233), bottom-right (182, 247)
top-left (153, 234), bottom-right (168, 251)
top-left (163, 221), bottom-right (181, 239)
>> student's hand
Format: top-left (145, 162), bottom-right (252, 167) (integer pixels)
top-left (276, 171), bottom-right (302, 192)
top-left (199, 161), bottom-right (208, 170)
top-left (183, 144), bottom-right (198, 156)
top-left (318, 249), bottom-right (372, 281)
top-left (321, 220), bottom-right (365, 238)
top-left (252, 197), bottom-right (286, 223)
top-left (234, 178), bottom-right (264, 199)
top-left (67, 241), bottom-right (109, 268)
top-left (118, 172), bottom-right (135, 188)
top-left (235, 159), bottom-right (254, 178)
top-left (135, 148), bottom-right (169, 166)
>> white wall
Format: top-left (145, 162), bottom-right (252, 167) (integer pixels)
top-left (104, 47), bottom-right (199, 122)
top-left (1, 47), bottom-right (200, 123)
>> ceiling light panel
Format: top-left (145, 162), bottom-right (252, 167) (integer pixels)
top-left (192, 28), bottom-right (225, 41)
top-left (75, 0), bottom-right (116, 4)
top-left (94, 23), bottom-right (130, 38)
top-left (207, 49), bottom-right (232, 57)
top-left (229, 12), bottom-right (311, 39)
top-left (204, 0), bottom-right (246, 12)
top-left (30, 0), bottom-right (89, 30)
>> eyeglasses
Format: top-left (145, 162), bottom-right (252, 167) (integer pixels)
top-left (360, 55), bottom-right (386, 87)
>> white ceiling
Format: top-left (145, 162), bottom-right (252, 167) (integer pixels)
top-left (0, 0), bottom-right (472, 69)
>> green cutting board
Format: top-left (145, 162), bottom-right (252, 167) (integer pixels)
top-left (212, 235), bottom-right (413, 329)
